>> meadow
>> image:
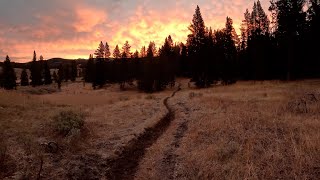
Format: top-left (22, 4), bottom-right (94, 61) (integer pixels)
top-left (1, 79), bottom-right (320, 179)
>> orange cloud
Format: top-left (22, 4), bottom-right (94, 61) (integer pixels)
top-left (73, 6), bottom-right (107, 33)
top-left (0, 0), bottom-right (271, 62)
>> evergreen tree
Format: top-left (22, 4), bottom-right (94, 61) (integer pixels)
top-left (140, 46), bottom-right (147, 57)
top-left (64, 64), bottom-right (70, 82)
top-left (85, 54), bottom-right (95, 82)
top-left (20, 68), bottom-right (29, 86)
top-left (105, 42), bottom-right (111, 58)
top-left (147, 41), bottom-right (157, 58)
top-left (305, 0), bottom-right (320, 77)
top-left (187, 5), bottom-right (206, 56)
top-left (187, 5), bottom-right (212, 87)
top-left (121, 41), bottom-right (132, 58)
top-left (94, 41), bottom-right (105, 58)
top-left (1, 55), bottom-right (16, 89)
top-left (30, 50), bottom-right (42, 86)
top-left (269, 0), bottom-right (307, 80)
top-left (71, 60), bottom-right (77, 82)
top-left (240, 9), bottom-right (251, 50)
top-left (113, 45), bottom-right (121, 58)
top-left (43, 60), bottom-right (52, 85)
top-left (223, 17), bottom-right (237, 84)
top-left (133, 50), bottom-right (139, 58)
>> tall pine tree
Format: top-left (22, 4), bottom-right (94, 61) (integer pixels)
top-left (113, 45), bottom-right (121, 59)
top-left (94, 41), bottom-right (105, 58)
top-left (30, 51), bottom-right (42, 86)
top-left (1, 55), bottom-right (16, 89)
top-left (20, 68), bottom-right (29, 86)
top-left (43, 60), bottom-right (52, 85)
top-left (105, 42), bottom-right (111, 58)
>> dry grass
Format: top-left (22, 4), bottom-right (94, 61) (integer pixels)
top-left (172, 80), bottom-right (320, 179)
top-left (135, 80), bottom-right (320, 180)
top-left (0, 82), bottom-right (172, 179)
top-left (2, 80), bottom-right (320, 179)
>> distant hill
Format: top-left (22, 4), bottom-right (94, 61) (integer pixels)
top-left (0, 58), bottom-right (88, 69)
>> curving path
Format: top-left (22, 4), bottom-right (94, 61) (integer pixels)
top-left (106, 85), bottom-right (181, 180)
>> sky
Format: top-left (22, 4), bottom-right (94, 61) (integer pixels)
top-left (0, 0), bottom-right (269, 62)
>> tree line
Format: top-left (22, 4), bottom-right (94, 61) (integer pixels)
top-left (1, 0), bottom-right (319, 91)
top-left (0, 51), bottom-right (78, 89)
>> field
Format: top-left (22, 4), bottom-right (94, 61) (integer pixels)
top-left (1, 79), bottom-right (320, 179)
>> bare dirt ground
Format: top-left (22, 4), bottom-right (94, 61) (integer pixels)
top-left (1, 79), bottom-right (320, 179)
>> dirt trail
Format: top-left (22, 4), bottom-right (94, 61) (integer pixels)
top-left (160, 102), bottom-right (190, 179)
top-left (105, 85), bottom-right (181, 180)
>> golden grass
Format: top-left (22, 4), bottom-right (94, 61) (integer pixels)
top-left (0, 82), bottom-right (173, 179)
top-left (134, 80), bottom-right (320, 179)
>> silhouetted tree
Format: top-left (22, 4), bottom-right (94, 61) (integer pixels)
top-left (269, 0), bottom-right (307, 80)
top-left (20, 68), bottom-right (29, 86)
top-left (222, 17), bottom-right (237, 84)
top-left (147, 41), bottom-right (157, 58)
top-left (105, 42), bottom-right (111, 58)
top-left (30, 51), bottom-right (42, 86)
top-left (121, 41), bottom-right (132, 58)
top-left (71, 60), bottom-right (77, 82)
top-left (85, 54), bottom-right (95, 82)
top-left (0, 55), bottom-right (16, 89)
top-left (140, 46), bottom-right (147, 57)
top-left (113, 45), bottom-right (121, 58)
top-left (187, 5), bottom-right (212, 87)
top-left (64, 64), bottom-right (70, 82)
top-left (43, 60), bottom-right (52, 84)
top-left (95, 41), bottom-right (105, 58)
top-left (133, 50), bottom-right (139, 58)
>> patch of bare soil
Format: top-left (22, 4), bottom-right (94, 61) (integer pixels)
top-left (160, 101), bottom-right (190, 179)
top-left (105, 85), bottom-right (181, 180)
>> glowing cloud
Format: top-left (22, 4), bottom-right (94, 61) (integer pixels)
top-left (0, 0), bottom-right (270, 62)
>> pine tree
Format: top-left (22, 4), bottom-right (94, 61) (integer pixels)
top-left (187, 5), bottom-right (206, 57)
top-left (223, 17), bottom-right (237, 84)
top-left (94, 41), bottom-right (105, 58)
top-left (160, 36), bottom-right (174, 57)
top-left (121, 41), bottom-right (131, 58)
top-left (71, 60), bottom-right (77, 82)
top-left (43, 60), bottom-right (52, 85)
top-left (20, 68), bottom-right (29, 86)
top-left (113, 45), bottom-right (121, 58)
top-left (1, 55), bottom-right (16, 89)
top-left (85, 54), bottom-right (95, 82)
top-left (30, 50), bottom-right (42, 86)
top-left (147, 41), bottom-right (157, 58)
top-left (140, 46), bottom-right (147, 57)
top-left (64, 64), bottom-right (70, 82)
top-left (133, 50), bottom-right (139, 58)
top-left (187, 5), bottom-right (212, 87)
top-left (269, 0), bottom-right (307, 80)
top-left (240, 9), bottom-right (251, 50)
top-left (105, 42), bottom-right (111, 58)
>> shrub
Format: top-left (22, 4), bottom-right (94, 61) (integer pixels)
top-left (53, 110), bottom-right (85, 136)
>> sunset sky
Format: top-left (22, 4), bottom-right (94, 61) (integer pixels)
top-left (0, 0), bottom-right (269, 62)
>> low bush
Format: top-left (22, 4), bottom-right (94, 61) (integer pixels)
top-left (53, 110), bottom-right (85, 136)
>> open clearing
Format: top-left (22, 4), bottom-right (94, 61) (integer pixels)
top-left (1, 79), bottom-right (320, 179)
